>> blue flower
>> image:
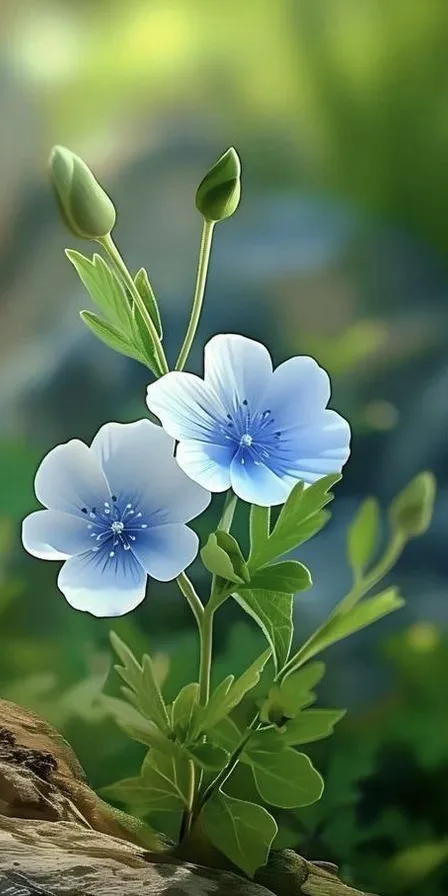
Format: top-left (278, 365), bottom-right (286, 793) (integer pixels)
top-left (146, 334), bottom-right (351, 507)
top-left (22, 420), bottom-right (211, 616)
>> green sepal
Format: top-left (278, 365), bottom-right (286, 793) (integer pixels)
top-left (201, 530), bottom-right (250, 584)
top-left (50, 145), bottom-right (116, 239)
top-left (389, 471), bottom-right (436, 538)
top-left (196, 147), bottom-right (241, 223)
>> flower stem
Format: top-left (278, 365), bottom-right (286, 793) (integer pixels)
top-left (219, 491), bottom-right (238, 533)
top-left (100, 233), bottom-right (169, 376)
top-left (199, 603), bottom-right (214, 705)
top-left (194, 713), bottom-right (260, 821)
top-left (176, 572), bottom-right (204, 628)
top-left (175, 220), bottom-right (215, 371)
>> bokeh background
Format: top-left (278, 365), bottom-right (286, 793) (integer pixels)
top-left (1, 1), bottom-right (448, 892)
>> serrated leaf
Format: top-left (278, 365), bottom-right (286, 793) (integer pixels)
top-left (130, 302), bottom-right (161, 374)
top-left (282, 709), bottom-right (346, 745)
top-left (201, 531), bottom-right (250, 584)
top-left (249, 748), bottom-right (324, 808)
top-left (171, 682), bottom-right (199, 741)
top-left (347, 497), bottom-right (380, 578)
top-left (243, 560), bottom-right (312, 594)
top-left (81, 311), bottom-right (142, 361)
top-left (203, 791), bottom-right (277, 877)
top-left (67, 250), bottom-right (131, 330)
top-left (277, 661), bottom-right (326, 716)
top-left (110, 632), bottom-right (171, 734)
top-left (186, 742), bottom-right (229, 770)
top-left (289, 587), bottom-right (405, 670)
top-left (233, 589), bottom-right (293, 673)
top-left (249, 475), bottom-right (339, 569)
top-left (98, 694), bottom-right (177, 754)
top-left (134, 267), bottom-right (163, 339)
top-left (196, 649), bottom-right (271, 734)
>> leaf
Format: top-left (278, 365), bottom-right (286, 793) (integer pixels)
top-left (130, 302), bottom-right (162, 374)
top-left (203, 791), bottom-right (277, 877)
top-left (201, 531), bottom-right (250, 584)
top-left (290, 587), bottom-right (405, 669)
top-left (80, 311), bottom-right (142, 362)
top-left (347, 497), bottom-right (380, 578)
top-left (282, 709), bottom-right (346, 745)
top-left (134, 267), bottom-right (163, 339)
top-left (186, 742), bottom-right (229, 770)
top-left (209, 717), bottom-right (242, 753)
top-left (249, 504), bottom-right (270, 556)
top-left (110, 632), bottom-right (171, 734)
top-left (98, 694), bottom-right (177, 754)
top-left (196, 649), bottom-right (272, 733)
top-left (67, 250), bottom-right (131, 330)
top-left (105, 749), bottom-right (190, 813)
top-left (170, 683), bottom-right (199, 741)
top-left (249, 474), bottom-right (340, 569)
top-left (233, 589), bottom-right (293, 672)
top-left (243, 560), bottom-right (312, 594)
top-left (275, 661), bottom-right (326, 717)
top-left (249, 748), bottom-right (324, 808)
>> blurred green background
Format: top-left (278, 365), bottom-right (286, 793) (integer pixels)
top-left (1, 1), bottom-right (448, 893)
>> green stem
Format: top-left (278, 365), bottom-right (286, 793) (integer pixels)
top-left (100, 234), bottom-right (169, 376)
top-left (175, 220), bottom-right (215, 371)
top-left (279, 530), bottom-right (406, 681)
top-left (199, 604), bottom-right (214, 705)
top-left (219, 491), bottom-right (238, 533)
top-left (176, 572), bottom-right (204, 628)
top-left (179, 759), bottom-right (196, 842)
top-left (194, 713), bottom-right (260, 820)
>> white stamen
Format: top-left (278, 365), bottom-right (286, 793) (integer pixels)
top-left (111, 521), bottom-right (124, 535)
top-left (240, 433), bottom-right (253, 448)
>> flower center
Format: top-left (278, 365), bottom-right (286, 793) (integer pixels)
top-left (111, 520), bottom-right (124, 535)
top-left (240, 432), bottom-right (253, 447)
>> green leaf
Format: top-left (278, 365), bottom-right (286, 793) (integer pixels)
top-left (105, 750), bottom-right (190, 813)
top-left (134, 267), bottom-right (163, 339)
top-left (259, 662), bottom-right (326, 725)
top-left (347, 497), bottom-right (380, 578)
top-left (249, 475), bottom-right (340, 569)
top-left (243, 560), bottom-right (312, 594)
top-left (249, 504), bottom-right (270, 556)
top-left (81, 311), bottom-right (142, 362)
top-left (289, 587), bottom-right (405, 669)
top-left (170, 683), bottom-right (199, 741)
top-left (209, 717), bottom-right (242, 753)
top-left (282, 709), bottom-right (346, 745)
top-left (248, 748), bottom-right (324, 808)
top-left (186, 742), bottom-right (229, 770)
top-left (389, 471), bottom-right (436, 538)
top-left (233, 589), bottom-right (293, 673)
top-left (110, 632), bottom-right (171, 734)
top-left (98, 694), bottom-right (177, 755)
top-left (196, 649), bottom-right (272, 733)
top-left (67, 250), bottom-right (130, 330)
top-left (201, 531), bottom-right (250, 584)
top-left (203, 791), bottom-right (277, 877)
top-left (130, 302), bottom-right (161, 374)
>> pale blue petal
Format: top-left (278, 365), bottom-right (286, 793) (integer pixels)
top-left (176, 440), bottom-right (233, 492)
top-left (91, 419), bottom-right (211, 524)
top-left (146, 373), bottom-right (226, 442)
top-left (131, 524), bottom-right (199, 581)
top-left (22, 510), bottom-right (92, 560)
top-left (57, 550), bottom-right (147, 617)
top-left (230, 452), bottom-right (290, 506)
top-left (262, 357), bottom-right (331, 430)
top-left (35, 440), bottom-right (110, 515)
top-left (274, 409), bottom-right (351, 481)
top-left (204, 334), bottom-right (273, 414)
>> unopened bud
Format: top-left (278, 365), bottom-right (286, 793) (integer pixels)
top-left (389, 472), bottom-right (436, 538)
top-left (49, 145), bottom-right (116, 240)
top-left (195, 147), bottom-right (241, 222)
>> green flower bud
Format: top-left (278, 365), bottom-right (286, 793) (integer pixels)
top-left (49, 145), bottom-right (116, 240)
top-left (389, 471), bottom-right (436, 538)
top-left (195, 147), bottom-right (241, 222)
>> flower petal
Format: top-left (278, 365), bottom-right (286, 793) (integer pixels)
top-left (262, 356), bottom-right (331, 430)
top-left (204, 334), bottom-right (273, 414)
top-left (90, 419), bottom-right (211, 524)
top-left (22, 510), bottom-right (93, 560)
top-left (131, 523), bottom-right (199, 581)
top-left (176, 440), bottom-right (233, 492)
top-left (57, 550), bottom-right (147, 617)
top-left (146, 373), bottom-right (226, 442)
top-left (274, 409), bottom-right (351, 482)
top-left (230, 452), bottom-right (291, 506)
top-left (35, 440), bottom-right (110, 514)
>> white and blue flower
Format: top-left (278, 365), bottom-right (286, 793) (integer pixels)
top-left (22, 420), bottom-right (211, 616)
top-left (146, 334), bottom-right (351, 507)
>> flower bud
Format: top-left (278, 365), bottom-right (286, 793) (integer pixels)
top-left (195, 147), bottom-right (241, 222)
top-left (49, 145), bottom-right (116, 240)
top-left (389, 471), bottom-right (436, 538)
